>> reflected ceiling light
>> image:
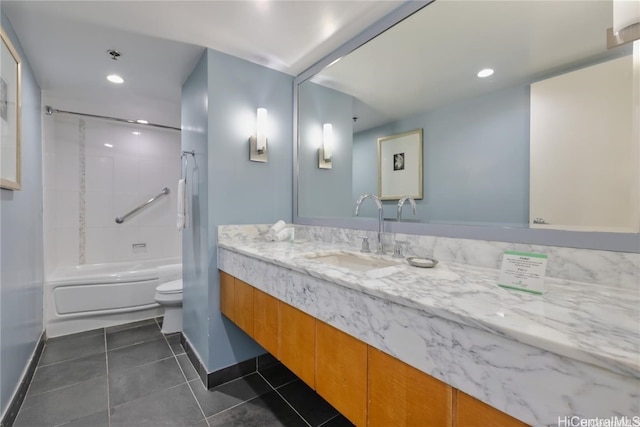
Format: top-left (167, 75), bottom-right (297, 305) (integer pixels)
top-left (318, 123), bottom-right (333, 169)
top-left (136, 119), bottom-right (148, 124)
top-left (477, 68), bottom-right (494, 78)
top-left (132, 131), bottom-right (141, 136)
top-left (106, 74), bottom-right (124, 84)
top-left (607, 0), bottom-right (640, 48)
top-left (249, 108), bottom-right (268, 163)
top-left (104, 143), bottom-right (113, 148)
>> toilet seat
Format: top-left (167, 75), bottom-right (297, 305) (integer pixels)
top-left (156, 279), bottom-right (182, 294)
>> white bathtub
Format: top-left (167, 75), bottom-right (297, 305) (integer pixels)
top-left (45, 258), bottom-right (181, 337)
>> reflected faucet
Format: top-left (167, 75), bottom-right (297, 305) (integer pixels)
top-left (354, 193), bottom-right (385, 255)
top-left (397, 196), bottom-right (417, 221)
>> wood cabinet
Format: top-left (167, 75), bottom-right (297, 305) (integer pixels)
top-left (234, 278), bottom-right (254, 335)
top-left (279, 301), bottom-right (316, 388)
top-left (253, 288), bottom-right (279, 357)
top-left (454, 390), bottom-right (528, 427)
top-left (220, 271), bottom-right (235, 322)
top-left (316, 321), bottom-right (368, 427)
top-left (368, 346), bottom-right (453, 427)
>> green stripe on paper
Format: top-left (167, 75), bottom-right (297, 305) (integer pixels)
top-left (504, 251), bottom-right (547, 259)
top-left (498, 284), bottom-right (543, 295)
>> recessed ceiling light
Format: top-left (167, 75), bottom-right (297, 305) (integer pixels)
top-left (136, 119), bottom-right (148, 124)
top-left (104, 143), bottom-right (113, 148)
top-left (107, 74), bottom-right (124, 84)
top-left (132, 131), bottom-right (141, 136)
top-left (477, 68), bottom-right (494, 78)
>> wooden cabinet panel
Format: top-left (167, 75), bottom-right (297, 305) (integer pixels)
top-left (253, 288), bottom-right (279, 357)
top-left (368, 347), bottom-right (452, 427)
top-left (455, 390), bottom-right (528, 427)
top-left (234, 278), bottom-right (254, 335)
top-left (220, 271), bottom-right (235, 322)
top-left (279, 302), bottom-right (316, 388)
top-left (316, 321), bottom-right (367, 427)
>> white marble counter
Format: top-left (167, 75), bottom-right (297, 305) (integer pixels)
top-left (217, 224), bottom-right (640, 425)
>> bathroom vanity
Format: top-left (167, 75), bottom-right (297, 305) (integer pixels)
top-left (217, 225), bottom-right (640, 427)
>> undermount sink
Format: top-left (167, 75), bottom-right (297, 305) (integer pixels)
top-left (303, 251), bottom-right (402, 272)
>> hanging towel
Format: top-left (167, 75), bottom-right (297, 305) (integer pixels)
top-left (177, 178), bottom-right (189, 230)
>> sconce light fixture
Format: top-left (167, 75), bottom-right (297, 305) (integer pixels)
top-left (607, 0), bottom-right (640, 49)
top-left (250, 107), bottom-right (268, 162)
top-left (318, 123), bottom-right (333, 169)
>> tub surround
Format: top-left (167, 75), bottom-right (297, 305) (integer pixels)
top-left (217, 224), bottom-right (639, 426)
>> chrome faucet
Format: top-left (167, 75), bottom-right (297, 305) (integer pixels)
top-left (354, 193), bottom-right (385, 255)
top-left (397, 196), bottom-right (417, 221)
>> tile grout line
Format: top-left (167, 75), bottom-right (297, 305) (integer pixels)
top-left (256, 371), bottom-right (313, 427)
top-left (104, 328), bottom-right (111, 427)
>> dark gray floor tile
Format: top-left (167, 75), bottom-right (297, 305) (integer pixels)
top-left (14, 377), bottom-right (107, 427)
top-left (109, 356), bottom-right (185, 407)
top-left (165, 333), bottom-right (185, 355)
top-left (106, 323), bottom-right (162, 350)
top-left (58, 410), bottom-right (109, 427)
top-left (319, 414), bottom-right (355, 427)
top-left (189, 373), bottom-right (271, 418)
top-left (259, 363), bottom-right (298, 389)
top-left (206, 390), bottom-right (308, 427)
top-left (192, 420), bottom-right (209, 427)
top-left (105, 318), bottom-right (158, 334)
top-left (278, 379), bottom-right (338, 427)
top-left (110, 383), bottom-right (204, 427)
top-left (39, 332), bottom-right (105, 366)
top-left (29, 352), bottom-right (106, 396)
top-left (177, 354), bottom-right (199, 381)
top-left (107, 337), bottom-right (173, 373)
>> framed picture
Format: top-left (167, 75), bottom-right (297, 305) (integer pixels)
top-left (0, 26), bottom-right (21, 190)
top-left (377, 128), bottom-right (423, 200)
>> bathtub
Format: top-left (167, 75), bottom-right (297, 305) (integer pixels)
top-left (45, 258), bottom-right (181, 337)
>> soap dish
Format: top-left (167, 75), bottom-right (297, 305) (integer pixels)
top-left (406, 257), bottom-right (438, 268)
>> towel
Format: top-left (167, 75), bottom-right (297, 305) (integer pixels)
top-left (265, 227), bottom-right (294, 242)
top-left (267, 220), bottom-right (286, 236)
top-left (177, 179), bottom-right (189, 230)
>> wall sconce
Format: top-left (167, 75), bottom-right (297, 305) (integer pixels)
top-left (318, 123), bottom-right (333, 169)
top-left (607, 0), bottom-right (640, 49)
top-left (250, 107), bottom-right (268, 162)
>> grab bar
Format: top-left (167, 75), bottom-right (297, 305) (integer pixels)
top-left (115, 187), bottom-right (170, 224)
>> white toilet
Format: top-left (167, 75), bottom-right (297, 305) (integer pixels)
top-left (155, 264), bottom-right (183, 334)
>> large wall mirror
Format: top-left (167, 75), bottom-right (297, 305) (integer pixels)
top-left (294, 0), bottom-right (640, 252)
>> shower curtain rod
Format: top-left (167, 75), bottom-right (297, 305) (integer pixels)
top-left (44, 106), bottom-right (181, 132)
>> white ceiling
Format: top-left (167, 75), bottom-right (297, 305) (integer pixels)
top-left (2, 0), bottom-right (403, 126)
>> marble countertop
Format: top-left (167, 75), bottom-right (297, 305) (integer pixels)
top-left (218, 227), bottom-right (640, 379)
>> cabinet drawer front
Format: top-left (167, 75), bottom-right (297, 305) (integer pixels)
top-left (455, 390), bottom-right (528, 427)
top-left (254, 289), bottom-right (279, 356)
top-left (220, 271), bottom-right (235, 321)
top-left (279, 302), bottom-right (316, 388)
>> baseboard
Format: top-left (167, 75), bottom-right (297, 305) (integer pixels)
top-left (0, 331), bottom-right (46, 427)
top-left (180, 333), bottom-right (267, 389)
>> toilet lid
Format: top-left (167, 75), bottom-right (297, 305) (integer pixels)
top-left (157, 279), bottom-right (183, 294)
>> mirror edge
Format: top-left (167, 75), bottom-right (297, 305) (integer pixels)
top-left (292, 1), bottom-right (640, 254)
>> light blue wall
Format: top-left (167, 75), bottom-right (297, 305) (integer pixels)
top-left (353, 85), bottom-right (530, 227)
top-left (181, 52), bottom-right (210, 368)
top-left (182, 48), bottom-right (293, 372)
top-left (298, 82), bottom-right (353, 218)
top-left (0, 12), bottom-right (44, 416)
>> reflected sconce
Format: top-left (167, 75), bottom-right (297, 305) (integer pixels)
top-left (607, 0), bottom-right (640, 49)
top-left (318, 123), bottom-right (333, 169)
top-left (250, 107), bottom-right (268, 162)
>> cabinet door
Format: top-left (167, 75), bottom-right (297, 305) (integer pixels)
top-left (219, 271), bottom-right (235, 322)
top-left (253, 288), bottom-right (279, 357)
top-left (279, 302), bottom-right (315, 388)
top-left (234, 278), bottom-right (254, 335)
top-left (455, 390), bottom-right (528, 427)
top-left (316, 321), bottom-right (367, 427)
top-left (368, 347), bottom-right (452, 427)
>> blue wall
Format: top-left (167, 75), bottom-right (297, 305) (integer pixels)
top-left (298, 82), bottom-right (353, 218)
top-left (182, 48), bottom-right (293, 372)
top-left (353, 85), bottom-right (530, 227)
top-left (0, 12), bottom-right (44, 417)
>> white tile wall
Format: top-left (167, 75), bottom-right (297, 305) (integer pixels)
top-left (43, 115), bottom-right (182, 274)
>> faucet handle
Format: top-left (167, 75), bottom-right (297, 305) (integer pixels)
top-left (392, 241), bottom-right (405, 258)
top-left (358, 236), bottom-right (371, 253)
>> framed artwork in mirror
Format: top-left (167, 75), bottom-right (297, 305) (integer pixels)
top-left (0, 26), bottom-right (21, 191)
top-left (377, 129), bottom-right (423, 200)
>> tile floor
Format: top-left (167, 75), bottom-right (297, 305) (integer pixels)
top-left (13, 319), bottom-right (354, 427)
